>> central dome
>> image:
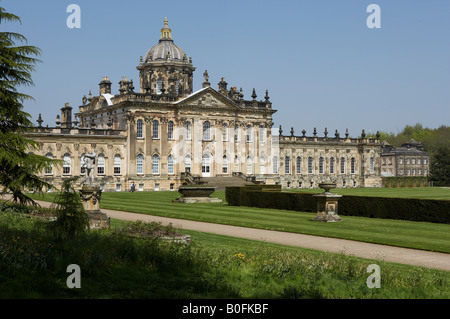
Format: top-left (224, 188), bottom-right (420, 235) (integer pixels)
top-left (144, 18), bottom-right (187, 63)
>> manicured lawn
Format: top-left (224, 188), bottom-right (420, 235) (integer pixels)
top-left (29, 188), bottom-right (450, 253)
top-left (100, 190), bottom-right (450, 253)
top-left (286, 187), bottom-right (450, 200)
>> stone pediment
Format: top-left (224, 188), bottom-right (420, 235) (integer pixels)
top-left (173, 87), bottom-right (239, 109)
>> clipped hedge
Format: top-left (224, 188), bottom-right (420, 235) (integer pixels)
top-left (225, 186), bottom-right (450, 224)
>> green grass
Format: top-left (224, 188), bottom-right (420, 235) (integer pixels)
top-left (30, 189), bottom-right (450, 253)
top-left (1, 208), bottom-right (448, 299)
top-left (286, 187), bottom-right (450, 200)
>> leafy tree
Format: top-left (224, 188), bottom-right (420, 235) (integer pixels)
top-left (0, 5), bottom-right (57, 205)
top-left (47, 177), bottom-right (89, 240)
top-left (429, 146), bottom-right (450, 187)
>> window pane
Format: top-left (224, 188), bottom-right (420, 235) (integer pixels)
top-left (152, 155), bottom-right (159, 175)
top-left (137, 119), bottom-right (143, 138)
top-left (137, 154), bottom-right (143, 174)
top-left (168, 155), bottom-right (174, 175)
top-left (97, 154), bottom-right (105, 175)
top-left (114, 155), bottom-right (121, 175)
top-left (63, 154), bottom-right (71, 175)
top-left (296, 157), bottom-right (301, 174)
top-left (185, 155), bottom-right (191, 173)
top-left (168, 121), bottom-right (174, 140)
top-left (203, 121), bottom-right (211, 140)
top-left (330, 157), bottom-right (335, 174)
top-left (153, 120), bottom-right (159, 139)
top-left (308, 157), bottom-right (313, 174)
top-left (285, 156), bottom-right (290, 174)
top-left (186, 122), bottom-right (191, 140)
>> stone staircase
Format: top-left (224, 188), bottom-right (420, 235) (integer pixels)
top-left (199, 176), bottom-right (255, 191)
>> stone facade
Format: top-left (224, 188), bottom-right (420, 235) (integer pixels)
top-left (26, 18), bottom-right (382, 191)
top-left (270, 128), bottom-right (382, 189)
top-left (380, 139), bottom-right (430, 177)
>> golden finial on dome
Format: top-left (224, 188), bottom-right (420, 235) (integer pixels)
top-left (160, 17), bottom-right (172, 40)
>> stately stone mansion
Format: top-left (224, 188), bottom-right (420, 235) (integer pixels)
top-left (26, 19), bottom-right (382, 191)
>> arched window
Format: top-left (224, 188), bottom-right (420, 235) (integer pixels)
top-left (340, 157), bottom-right (346, 174)
top-left (152, 155), bottom-right (159, 175)
top-left (351, 157), bottom-right (356, 174)
top-left (296, 157), bottom-right (302, 174)
top-left (246, 125), bottom-right (252, 142)
top-left (319, 157), bottom-right (324, 174)
top-left (168, 155), bottom-right (174, 175)
top-left (259, 156), bottom-right (266, 174)
top-left (45, 153), bottom-right (53, 175)
top-left (222, 155), bottom-right (228, 174)
top-left (246, 156), bottom-right (252, 175)
top-left (203, 121), bottom-right (211, 140)
top-left (330, 157), bottom-right (335, 174)
top-left (152, 120), bottom-right (159, 139)
top-left (202, 154), bottom-right (211, 175)
top-left (156, 79), bottom-right (163, 95)
top-left (285, 156), bottom-right (290, 174)
top-left (370, 157), bottom-right (374, 174)
top-left (222, 123), bottom-right (228, 141)
top-left (185, 122), bottom-right (191, 140)
top-left (175, 79), bottom-right (181, 95)
top-left (308, 157), bottom-right (313, 174)
top-left (234, 155), bottom-right (239, 172)
top-left (259, 125), bottom-right (265, 142)
top-left (136, 119), bottom-right (143, 139)
top-left (168, 121), bottom-right (174, 140)
top-left (273, 156), bottom-right (278, 174)
top-left (185, 154), bottom-right (191, 173)
top-left (114, 155), bottom-right (121, 175)
top-left (137, 154), bottom-right (144, 175)
top-left (97, 154), bottom-right (105, 175)
top-left (63, 153), bottom-right (71, 175)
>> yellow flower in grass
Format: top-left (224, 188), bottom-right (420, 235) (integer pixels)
top-left (233, 253), bottom-right (245, 261)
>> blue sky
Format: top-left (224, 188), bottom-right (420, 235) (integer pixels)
top-left (3, 0), bottom-right (450, 137)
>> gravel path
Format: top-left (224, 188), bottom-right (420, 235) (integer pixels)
top-left (101, 208), bottom-right (450, 271)
top-left (3, 197), bottom-right (449, 271)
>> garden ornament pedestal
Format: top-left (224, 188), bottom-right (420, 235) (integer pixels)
top-left (172, 186), bottom-right (222, 203)
top-left (79, 183), bottom-right (110, 229)
top-left (313, 183), bottom-right (343, 222)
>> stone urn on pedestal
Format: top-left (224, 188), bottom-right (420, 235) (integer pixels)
top-left (313, 183), bottom-right (343, 222)
top-left (79, 151), bottom-right (110, 229)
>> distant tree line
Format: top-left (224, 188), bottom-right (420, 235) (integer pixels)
top-left (372, 124), bottom-right (450, 186)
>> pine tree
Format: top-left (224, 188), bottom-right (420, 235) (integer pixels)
top-left (0, 5), bottom-right (57, 205)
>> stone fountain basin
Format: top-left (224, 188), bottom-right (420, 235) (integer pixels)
top-left (178, 186), bottom-right (217, 198)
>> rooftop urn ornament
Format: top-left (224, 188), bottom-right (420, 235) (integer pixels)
top-left (335, 129), bottom-right (340, 139)
top-left (361, 129), bottom-right (366, 138)
top-left (82, 95), bottom-right (87, 105)
top-left (302, 129), bottom-right (306, 137)
top-left (251, 88), bottom-right (257, 100)
top-left (82, 150), bottom-right (97, 184)
top-left (279, 125), bottom-right (283, 136)
top-left (73, 115), bottom-right (79, 127)
top-left (324, 127), bottom-right (328, 138)
top-left (313, 127), bottom-right (317, 137)
top-left (376, 131), bottom-right (381, 139)
top-left (265, 89), bottom-right (270, 102)
top-left (37, 113), bottom-right (43, 127)
top-left (345, 128), bottom-right (349, 138)
top-left (290, 127), bottom-right (295, 136)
